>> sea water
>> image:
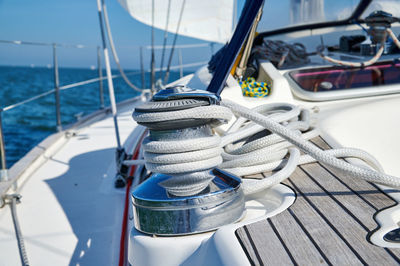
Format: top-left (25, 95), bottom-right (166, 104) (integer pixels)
top-left (0, 66), bottom-right (186, 167)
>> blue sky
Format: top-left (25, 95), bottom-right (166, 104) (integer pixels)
top-left (0, 0), bottom-right (245, 69)
top-left (0, 0), bottom-right (358, 69)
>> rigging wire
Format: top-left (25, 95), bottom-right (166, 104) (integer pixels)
top-left (158, 0), bottom-right (172, 81)
top-left (101, 0), bottom-right (144, 93)
top-left (150, 0), bottom-right (156, 93)
top-left (163, 0), bottom-right (186, 85)
top-left (7, 195), bottom-right (29, 266)
top-left (140, 46), bottom-right (146, 91)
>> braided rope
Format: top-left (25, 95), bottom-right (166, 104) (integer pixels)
top-left (387, 28), bottom-right (400, 50)
top-left (239, 77), bottom-right (270, 98)
top-left (132, 99), bottom-right (400, 196)
top-left (317, 32), bottom-right (387, 67)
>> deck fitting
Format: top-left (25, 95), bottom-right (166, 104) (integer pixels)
top-left (131, 86), bottom-right (245, 235)
top-left (132, 168), bottom-right (244, 235)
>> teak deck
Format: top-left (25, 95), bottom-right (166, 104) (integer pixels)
top-left (236, 137), bottom-right (400, 265)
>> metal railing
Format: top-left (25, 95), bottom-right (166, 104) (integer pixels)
top-left (0, 42), bottom-right (113, 181)
top-left (0, 39), bottom-right (214, 181)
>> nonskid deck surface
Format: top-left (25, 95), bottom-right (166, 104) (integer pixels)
top-left (236, 137), bottom-right (400, 265)
top-left (0, 102), bottom-right (141, 266)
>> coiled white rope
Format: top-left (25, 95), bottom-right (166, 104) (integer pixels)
top-left (133, 105), bottom-right (232, 196)
top-left (221, 100), bottom-right (390, 195)
top-left (132, 100), bottom-right (398, 196)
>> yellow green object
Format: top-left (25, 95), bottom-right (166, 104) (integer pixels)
top-left (239, 77), bottom-right (270, 98)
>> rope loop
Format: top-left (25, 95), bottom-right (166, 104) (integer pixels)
top-left (133, 97), bottom-right (400, 196)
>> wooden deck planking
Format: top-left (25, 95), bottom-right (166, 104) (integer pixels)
top-left (290, 167), bottom-right (400, 265)
top-left (299, 163), bottom-right (382, 231)
top-left (236, 223), bottom-right (294, 265)
top-left (236, 137), bottom-right (400, 265)
top-left (310, 137), bottom-right (398, 210)
top-left (310, 138), bottom-right (400, 257)
top-left (280, 192), bottom-right (363, 265)
top-left (268, 207), bottom-right (330, 265)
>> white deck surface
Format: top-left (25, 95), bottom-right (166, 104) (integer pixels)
top-left (2, 68), bottom-right (400, 266)
top-left (0, 102), bottom-right (141, 266)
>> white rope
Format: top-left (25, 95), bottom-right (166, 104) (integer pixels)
top-left (133, 105), bottom-right (232, 123)
top-left (132, 107), bottom-right (231, 196)
top-left (317, 29), bottom-right (389, 67)
top-left (387, 28), bottom-right (400, 50)
top-left (101, 0), bottom-right (145, 93)
top-left (222, 100), bottom-right (400, 194)
top-left (132, 99), bottom-right (399, 196)
top-left (129, 31), bottom-right (400, 196)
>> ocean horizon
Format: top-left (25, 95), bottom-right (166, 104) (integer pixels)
top-left (0, 65), bottom-right (188, 167)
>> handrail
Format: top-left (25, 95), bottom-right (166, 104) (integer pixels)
top-left (0, 37), bottom-right (209, 179)
top-left (3, 88), bottom-right (55, 112)
top-left (0, 39), bottom-right (212, 50)
top-left (59, 71), bottom-right (141, 91)
top-left (2, 71), bottom-right (141, 113)
top-left (1, 60), bottom-right (206, 113)
top-left (0, 39), bottom-right (95, 49)
top-left (145, 43), bottom-right (211, 50)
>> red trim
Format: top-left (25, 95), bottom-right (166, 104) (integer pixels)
top-left (293, 63), bottom-right (400, 78)
top-left (118, 131), bottom-right (147, 266)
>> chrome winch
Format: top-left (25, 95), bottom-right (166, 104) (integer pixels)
top-left (131, 86), bottom-right (245, 235)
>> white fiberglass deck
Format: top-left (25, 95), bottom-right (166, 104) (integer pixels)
top-left (0, 100), bottom-right (142, 265)
top-left (3, 68), bottom-right (400, 266)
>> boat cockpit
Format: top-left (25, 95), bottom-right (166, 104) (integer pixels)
top-left (227, 0), bottom-right (400, 101)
